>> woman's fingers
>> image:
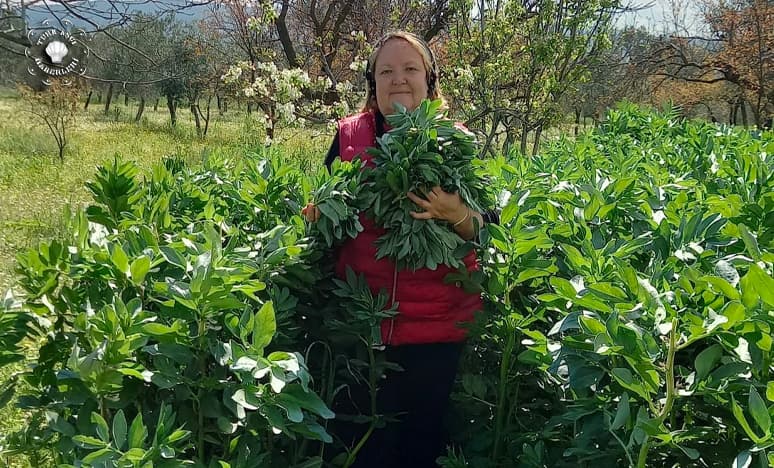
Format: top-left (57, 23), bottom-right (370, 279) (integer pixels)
top-left (410, 210), bottom-right (433, 220)
top-left (407, 191), bottom-right (429, 208)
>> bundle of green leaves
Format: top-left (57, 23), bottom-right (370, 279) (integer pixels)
top-left (309, 159), bottom-right (365, 247)
top-left (360, 99), bottom-right (493, 270)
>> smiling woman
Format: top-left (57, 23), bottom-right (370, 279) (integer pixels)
top-left (301, 31), bottom-right (497, 468)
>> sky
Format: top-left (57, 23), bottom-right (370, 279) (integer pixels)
top-left (11, 0), bottom-right (709, 37)
top-left (617, 0), bottom-right (707, 35)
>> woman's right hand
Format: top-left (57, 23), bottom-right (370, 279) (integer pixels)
top-left (301, 202), bottom-right (321, 222)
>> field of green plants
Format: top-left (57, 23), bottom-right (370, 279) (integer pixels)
top-left (1, 101), bottom-right (772, 468)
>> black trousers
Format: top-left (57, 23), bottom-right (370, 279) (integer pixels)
top-left (331, 342), bottom-right (465, 468)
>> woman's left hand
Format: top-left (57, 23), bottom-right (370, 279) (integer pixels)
top-left (407, 186), bottom-right (468, 223)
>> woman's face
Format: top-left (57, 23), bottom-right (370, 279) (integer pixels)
top-left (373, 38), bottom-right (429, 116)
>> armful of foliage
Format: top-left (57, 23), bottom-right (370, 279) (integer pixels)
top-left (361, 99), bottom-right (495, 271)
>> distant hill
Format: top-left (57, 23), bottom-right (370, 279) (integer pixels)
top-left (23, 0), bottom-right (209, 30)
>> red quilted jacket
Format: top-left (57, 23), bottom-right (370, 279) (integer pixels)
top-left (335, 111), bottom-right (482, 345)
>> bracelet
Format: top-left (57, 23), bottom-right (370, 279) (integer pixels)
top-left (452, 208), bottom-right (471, 228)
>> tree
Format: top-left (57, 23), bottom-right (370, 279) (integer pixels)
top-left (645, 0), bottom-right (773, 126)
top-left (562, 26), bottom-right (656, 132)
top-left (703, 0), bottom-right (773, 125)
top-left (18, 79), bottom-right (81, 162)
top-left (444, 0), bottom-right (625, 156)
top-left (0, 0), bottom-right (211, 84)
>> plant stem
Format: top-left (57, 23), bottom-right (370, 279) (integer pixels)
top-left (608, 426), bottom-right (634, 467)
top-left (658, 319), bottom-right (678, 424)
top-left (637, 318), bottom-right (678, 468)
top-left (197, 314), bottom-right (206, 462)
top-left (492, 316), bottom-right (516, 463)
top-left (344, 343), bottom-right (378, 468)
top-left (636, 438), bottom-right (650, 468)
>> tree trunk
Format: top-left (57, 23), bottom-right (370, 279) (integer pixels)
top-left (104, 83), bottom-right (114, 115)
top-left (520, 124), bottom-right (529, 155)
top-left (124, 94), bottom-right (129, 107)
top-left (84, 90), bottom-right (92, 110)
top-left (247, 102), bottom-right (252, 115)
top-left (154, 98), bottom-right (159, 112)
top-left (167, 95), bottom-right (177, 126)
top-left (531, 125), bottom-right (543, 157)
top-left (191, 100), bottom-right (202, 137)
top-left (97, 92), bottom-right (102, 104)
top-left (217, 95), bottom-right (222, 115)
top-left (135, 97), bottom-right (146, 122)
top-left (574, 108), bottom-right (581, 136)
top-left (203, 95), bottom-right (212, 136)
top-left (223, 98), bottom-right (228, 113)
top-left (275, 0), bottom-right (299, 68)
top-left (740, 99), bottom-right (748, 127)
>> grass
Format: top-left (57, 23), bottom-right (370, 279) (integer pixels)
top-left (0, 91), bottom-right (329, 290)
top-left (0, 89), bottom-right (329, 467)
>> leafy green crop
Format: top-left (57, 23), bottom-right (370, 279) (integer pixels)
top-left (1, 102), bottom-right (772, 468)
top-left (447, 103), bottom-right (774, 468)
top-left (361, 99), bottom-right (494, 270)
top-left (309, 159), bottom-right (365, 248)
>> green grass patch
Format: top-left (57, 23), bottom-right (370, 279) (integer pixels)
top-left (0, 95), bottom-right (328, 290)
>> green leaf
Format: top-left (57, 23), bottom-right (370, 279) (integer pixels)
top-left (113, 409), bottom-right (127, 451)
top-left (111, 244), bottom-right (130, 276)
top-left (732, 451), bottom-right (752, 468)
top-left (160, 246), bottom-right (187, 270)
top-left (702, 276), bottom-right (740, 300)
top-left (72, 435), bottom-right (107, 449)
top-left (82, 448), bottom-right (116, 464)
top-left (166, 429), bottom-right (190, 444)
top-left (748, 386), bottom-right (772, 434)
top-left (122, 448), bottom-right (146, 462)
top-left (550, 277), bottom-right (578, 299)
top-left (92, 412), bottom-right (110, 443)
top-left (578, 315), bottom-right (606, 335)
top-left (610, 392), bottom-right (630, 430)
top-left (767, 382), bottom-right (774, 403)
top-left (732, 396), bottom-right (763, 443)
top-left (280, 384), bottom-right (335, 419)
top-left (130, 256), bottom-right (151, 285)
top-left (501, 202), bottom-right (519, 225)
top-left (747, 264), bottom-right (774, 307)
top-left (128, 413), bottom-right (147, 449)
top-left (721, 301), bottom-right (746, 330)
top-left (738, 224), bottom-right (762, 260)
top-left (252, 301), bottom-right (276, 353)
top-left (695, 344), bottom-right (722, 383)
top-left (677, 445), bottom-right (699, 459)
top-left (610, 367), bottom-right (649, 399)
top-left (141, 323), bottom-right (176, 336)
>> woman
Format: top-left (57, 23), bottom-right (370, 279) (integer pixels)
top-left (302, 31), bottom-right (495, 467)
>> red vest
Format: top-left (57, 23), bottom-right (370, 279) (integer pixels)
top-left (336, 111), bottom-right (482, 345)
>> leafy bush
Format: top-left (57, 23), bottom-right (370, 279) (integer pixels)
top-left (5, 155), bottom-right (336, 466)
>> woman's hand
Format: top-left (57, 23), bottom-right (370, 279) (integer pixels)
top-left (301, 202), bottom-right (321, 222)
top-left (407, 186), bottom-right (468, 223)
top-left (407, 186), bottom-right (484, 240)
